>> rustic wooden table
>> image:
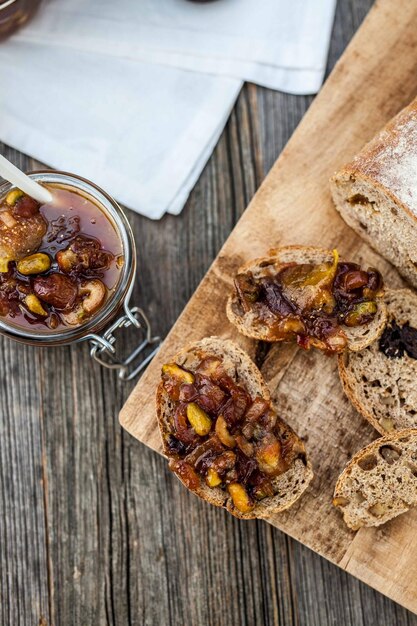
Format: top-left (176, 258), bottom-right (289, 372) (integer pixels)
top-left (1, 1), bottom-right (417, 625)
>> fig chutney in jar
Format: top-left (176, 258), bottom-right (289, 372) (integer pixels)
top-left (0, 171), bottom-right (159, 379)
top-left (0, 183), bottom-right (123, 333)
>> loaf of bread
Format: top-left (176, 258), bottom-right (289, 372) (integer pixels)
top-left (156, 337), bottom-right (313, 519)
top-left (330, 98), bottom-right (417, 288)
top-left (338, 289), bottom-right (417, 434)
top-left (333, 429), bottom-right (417, 529)
top-left (226, 246), bottom-right (387, 353)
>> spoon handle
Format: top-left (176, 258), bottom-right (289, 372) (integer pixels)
top-left (0, 154), bottom-right (52, 204)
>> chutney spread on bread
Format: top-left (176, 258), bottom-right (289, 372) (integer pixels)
top-left (233, 250), bottom-right (383, 352)
top-left (161, 356), bottom-right (306, 514)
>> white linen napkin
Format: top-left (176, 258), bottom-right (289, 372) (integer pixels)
top-left (0, 41), bottom-right (241, 218)
top-left (15, 0), bottom-right (336, 95)
top-left (0, 0), bottom-right (336, 219)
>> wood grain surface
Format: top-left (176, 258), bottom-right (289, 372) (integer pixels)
top-left (120, 0), bottom-right (417, 617)
top-left (2, 1), bottom-right (417, 625)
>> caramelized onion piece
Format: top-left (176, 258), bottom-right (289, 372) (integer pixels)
top-left (171, 461), bottom-right (200, 490)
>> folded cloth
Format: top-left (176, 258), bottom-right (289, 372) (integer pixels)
top-left (0, 41), bottom-right (241, 219)
top-left (0, 0), bottom-right (336, 218)
top-left (15, 0), bottom-right (337, 95)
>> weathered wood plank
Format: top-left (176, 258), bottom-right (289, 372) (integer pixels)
top-left (0, 339), bottom-right (50, 624)
top-left (2, 0), bottom-right (417, 624)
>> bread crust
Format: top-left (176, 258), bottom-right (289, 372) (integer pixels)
top-left (156, 336), bottom-right (313, 519)
top-left (226, 245), bottom-right (387, 352)
top-left (334, 428), bottom-right (417, 529)
top-left (338, 288), bottom-right (417, 434)
top-left (331, 97), bottom-right (417, 223)
top-left (330, 98), bottom-right (417, 288)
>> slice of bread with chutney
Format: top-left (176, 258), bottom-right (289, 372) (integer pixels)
top-left (226, 246), bottom-right (386, 353)
top-left (156, 336), bottom-right (313, 519)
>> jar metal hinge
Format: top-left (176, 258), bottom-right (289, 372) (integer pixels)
top-left (88, 305), bottom-right (161, 381)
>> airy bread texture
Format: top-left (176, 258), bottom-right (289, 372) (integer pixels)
top-left (226, 246), bottom-right (387, 352)
top-left (156, 336), bottom-right (313, 519)
top-left (333, 429), bottom-right (417, 529)
top-left (330, 97), bottom-right (417, 288)
top-left (338, 289), bottom-right (417, 434)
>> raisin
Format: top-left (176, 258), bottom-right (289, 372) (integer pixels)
top-left (379, 321), bottom-right (417, 360)
top-left (166, 435), bottom-right (188, 457)
top-left (259, 277), bottom-right (295, 316)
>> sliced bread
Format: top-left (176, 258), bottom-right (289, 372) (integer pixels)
top-left (156, 336), bottom-right (313, 519)
top-left (226, 246), bottom-right (387, 352)
top-left (333, 429), bottom-right (417, 529)
top-left (330, 97), bottom-right (417, 288)
top-left (338, 289), bottom-right (417, 434)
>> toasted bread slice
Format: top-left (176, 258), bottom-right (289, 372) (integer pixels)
top-left (226, 246), bottom-right (387, 352)
top-left (338, 288), bottom-right (417, 434)
top-left (156, 336), bottom-right (313, 519)
top-left (333, 429), bottom-right (417, 529)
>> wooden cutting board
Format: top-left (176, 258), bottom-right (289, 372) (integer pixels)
top-left (120, 0), bottom-right (417, 613)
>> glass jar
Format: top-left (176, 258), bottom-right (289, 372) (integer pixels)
top-left (0, 0), bottom-right (42, 39)
top-left (0, 171), bottom-right (160, 379)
